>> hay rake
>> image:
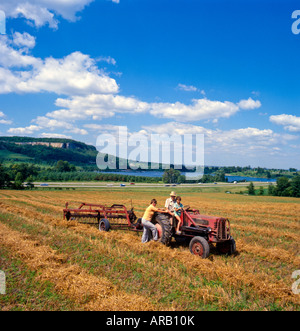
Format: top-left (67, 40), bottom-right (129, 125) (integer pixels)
top-left (63, 202), bottom-right (142, 231)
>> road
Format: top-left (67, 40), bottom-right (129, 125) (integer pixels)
top-left (33, 181), bottom-right (274, 189)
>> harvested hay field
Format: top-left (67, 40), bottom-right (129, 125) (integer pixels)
top-left (0, 188), bottom-right (299, 311)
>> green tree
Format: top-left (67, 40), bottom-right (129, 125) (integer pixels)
top-left (258, 186), bottom-right (264, 195)
top-left (275, 177), bottom-right (290, 196)
top-left (54, 160), bottom-right (75, 172)
top-left (290, 175), bottom-right (300, 197)
top-left (247, 182), bottom-right (255, 195)
top-left (178, 175), bottom-right (186, 183)
top-left (0, 163), bottom-right (9, 188)
top-left (215, 170), bottom-right (226, 182)
top-left (268, 183), bottom-right (275, 196)
top-left (162, 168), bottom-right (181, 183)
top-left (14, 172), bottom-right (24, 190)
top-left (25, 175), bottom-right (35, 190)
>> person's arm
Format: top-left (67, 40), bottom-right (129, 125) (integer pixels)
top-left (173, 203), bottom-right (180, 212)
top-left (156, 206), bottom-right (170, 213)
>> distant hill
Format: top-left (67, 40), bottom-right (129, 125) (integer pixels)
top-left (0, 136), bottom-right (196, 171)
top-left (0, 136), bottom-right (98, 166)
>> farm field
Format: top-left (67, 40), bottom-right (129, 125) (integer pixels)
top-left (0, 188), bottom-right (299, 311)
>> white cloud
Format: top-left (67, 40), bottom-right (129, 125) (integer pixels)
top-left (47, 93), bottom-right (149, 121)
top-left (149, 98), bottom-right (240, 122)
top-left (0, 119), bottom-right (12, 124)
top-left (142, 122), bottom-right (212, 136)
top-left (177, 83), bottom-right (198, 92)
top-left (270, 114), bottom-right (300, 132)
top-left (41, 93), bottom-right (262, 125)
top-left (18, 52), bottom-right (119, 96)
top-left (8, 115), bottom-right (88, 136)
top-left (0, 0), bottom-right (94, 29)
top-left (12, 32), bottom-right (36, 50)
top-left (0, 35), bottom-right (41, 68)
top-left (8, 125), bottom-right (41, 135)
top-left (237, 97), bottom-right (261, 110)
top-left (33, 116), bottom-right (88, 135)
top-left (0, 36), bottom-right (119, 96)
top-left (141, 122), bottom-right (298, 165)
top-left (0, 110), bottom-right (12, 124)
top-left (96, 56), bottom-right (117, 66)
top-left (40, 133), bottom-right (72, 139)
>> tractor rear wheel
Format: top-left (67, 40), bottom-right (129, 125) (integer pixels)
top-left (150, 213), bottom-right (172, 245)
top-left (99, 218), bottom-right (110, 232)
top-left (189, 236), bottom-right (210, 258)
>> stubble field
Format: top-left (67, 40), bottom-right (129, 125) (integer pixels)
top-left (0, 187), bottom-right (299, 311)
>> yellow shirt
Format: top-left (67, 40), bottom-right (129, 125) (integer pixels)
top-left (142, 204), bottom-right (159, 221)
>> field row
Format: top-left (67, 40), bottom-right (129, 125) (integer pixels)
top-left (0, 189), bottom-right (299, 311)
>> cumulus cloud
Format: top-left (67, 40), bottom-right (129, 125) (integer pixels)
top-left (17, 52), bottom-right (119, 96)
top-left (141, 122), bottom-right (297, 156)
top-left (149, 98), bottom-right (240, 122)
top-left (8, 125), bottom-right (41, 135)
top-left (0, 36), bottom-right (119, 96)
top-left (270, 114), bottom-right (300, 132)
top-left (33, 116), bottom-right (88, 135)
top-left (0, 110), bottom-right (12, 125)
top-left (0, 0), bottom-right (94, 29)
top-left (237, 97), bottom-right (261, 110)
top-left (47, 93), bottom-right (149, 121)
top-left (36, 93), bottom-right (262, 127)
top-left (0, 35), bottom-right (41, 68)
top-left (12, 32), bottom-right (36, 50)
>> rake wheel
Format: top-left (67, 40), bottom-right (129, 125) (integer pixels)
top-left (99, 219), bottom-right (110, 232)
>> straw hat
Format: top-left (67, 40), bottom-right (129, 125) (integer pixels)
top-left (170, 191), bottom-right (176, 197)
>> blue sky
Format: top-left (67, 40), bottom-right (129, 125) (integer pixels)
top-left (0, 0), bottom-right (299, 169)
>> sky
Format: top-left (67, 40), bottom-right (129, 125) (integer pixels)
top-left (0, 0), bottom-right (299, 169)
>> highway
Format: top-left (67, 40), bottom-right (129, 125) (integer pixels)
top-left (33, 181), bottom-right (274, 189)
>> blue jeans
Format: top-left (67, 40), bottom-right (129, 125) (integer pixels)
top-left (141, 218), bottom-right (158, 243)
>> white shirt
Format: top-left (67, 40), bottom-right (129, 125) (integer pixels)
top-left (165, 197), bottom-right (176, 212)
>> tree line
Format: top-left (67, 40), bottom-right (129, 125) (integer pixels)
top-left (247, 176), bottom-right (300, 197)
top-left (0, 161), bottom-right (161, 189)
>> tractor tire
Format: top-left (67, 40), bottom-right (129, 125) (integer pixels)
top-left (216, 236), bottom-right (236, 255)
top-left (189, 236), bottom-right (210, 259)
top-left (150, 213), bottom-right (172, 245)
top-left (99, 218), bottom-right (110, 232)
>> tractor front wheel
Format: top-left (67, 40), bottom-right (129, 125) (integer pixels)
top-left (189, 236), bottom-right (210, 259)
top-left (216, 236), bottom-right (236, 255)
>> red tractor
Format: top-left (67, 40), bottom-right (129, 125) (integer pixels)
top-left (63, 203), bottom-right (236, 259)
top-left (172, 207), bottom-right (235, 258)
